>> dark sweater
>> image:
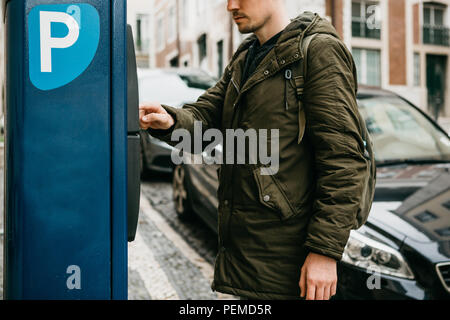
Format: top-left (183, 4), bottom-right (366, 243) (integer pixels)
top-left (241, 30), bottom-right (283, 86)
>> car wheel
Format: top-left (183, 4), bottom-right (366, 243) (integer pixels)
top-left (172, 165), bottom-right (194, 220)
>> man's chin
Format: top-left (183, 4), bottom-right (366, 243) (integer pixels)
top-left (237, 24), bottom-right (255, 34)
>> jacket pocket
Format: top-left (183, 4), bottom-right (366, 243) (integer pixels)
top-left (252, 167), bottom-right (297, 221)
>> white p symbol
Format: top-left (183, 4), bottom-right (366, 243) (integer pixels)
top-left (40, 11), bottom-right (80, 73)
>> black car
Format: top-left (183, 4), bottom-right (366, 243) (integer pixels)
top-left (171, 87), bottom-right (450, 300)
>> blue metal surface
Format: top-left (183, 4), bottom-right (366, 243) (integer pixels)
top-left (4, 0), bottom-right (26, 300)
top-left (4, 0), bottom-right (127, 299)
top-left (111, 0), bottom-right (128, 300)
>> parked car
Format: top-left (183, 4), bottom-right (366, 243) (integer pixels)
top-left (138, 68), bottom-right (217, 174)
top-left (172, 86), bottom-right (450, 300)
top-left (438, 118), bottom-right (450, 136)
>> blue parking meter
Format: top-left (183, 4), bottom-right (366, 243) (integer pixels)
top-left (2, 0), bottom-right (141, 299)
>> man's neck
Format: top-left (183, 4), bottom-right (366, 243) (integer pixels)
top-left (254, 12), bottom-right (290, 45)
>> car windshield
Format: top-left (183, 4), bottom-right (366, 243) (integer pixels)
top-left (358, 95), bottom-right (450, 163)
top-left (139, 73), bottom-right (203, 106)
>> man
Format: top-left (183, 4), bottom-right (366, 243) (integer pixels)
top-left (140, 0), bottom-right (368, 300)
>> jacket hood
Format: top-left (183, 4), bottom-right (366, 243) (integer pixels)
top-left (281, 11), bottom-right (340, 41)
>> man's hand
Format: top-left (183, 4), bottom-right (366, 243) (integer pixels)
top-left (139, 102), bottom-right (175, 131)
top-left (299, 252), bottom-right (337, 300)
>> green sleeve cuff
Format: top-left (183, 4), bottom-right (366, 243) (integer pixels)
top-left (303, 241), bottom-right (343, 261)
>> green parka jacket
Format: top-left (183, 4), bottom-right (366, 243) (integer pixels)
top-left (148, 12), bottom-right (369, 299)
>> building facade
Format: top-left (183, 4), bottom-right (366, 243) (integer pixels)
top-left (409, 0), bottom-right (450, 119)
top-left (127, 0), bottom-right (155, 68)
top-left (328, 0), bottom-right (450, 118)
top-left (134, 0), bottom-right (450, 119)
top-left (0, 1), bottom-right (448, 118)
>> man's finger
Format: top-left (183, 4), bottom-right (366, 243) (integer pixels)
top-left (306, 281), bottom-right (316, 300)
top-left (315, 284), bottom-right (324, 300)
top-left (331, 282), bottom-right (337, 297)
top-left (139, 115), bottom-right (152, 129)
top-left (139, 103), bottom-right (164, 114)
top-left (145, 113), bottom-right (171, 129)
top-left (323, 285), bottom-right (331, 301)
top-left (299, 269), bottom-right (306, 298)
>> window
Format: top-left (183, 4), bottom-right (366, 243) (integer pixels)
top-left (170, 56), bottom-right (179, 67)
top-left (414, 53), bottom-right (421, 87)
top-left (435, 227), bottom-right (450, 237)
top-left (414, 211), bottom-right (438, 223)
top-left (182, 0), bottom-right (189, 28)
top-left (156, 16), bottom-right (164, 51)
top-left (443, 200), bottom-right (450, 210)
top-left (434, 8), bottom-right (444, 26)
top-left (424, 5), bottom-right (445, 26)
top-left (424, 6), bottom-right (431, 24)
top-left (353, 48), bottom-right (381, 86)
top-left (136, 18), bottom-right (142, 51)
top-left (136, 14), bottom-right (150, 54)
top-left (352, 0), bottom-right (381, 39)
top-left (366, 49), bottom-right (381, 85)
top-left (217, 40), bottom-right (224, 78)
top-left (423, 4), bottom-right (449, 46)
top-left (197, 34), bottom-right (207, 67)
top-left (168, 6), bottom-right (176, 42)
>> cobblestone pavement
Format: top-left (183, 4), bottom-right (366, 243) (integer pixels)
top-left (0, 156), bottom-right (235, 300)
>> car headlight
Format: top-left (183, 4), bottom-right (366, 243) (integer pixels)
top-left (342, 230), bottom-right (415, 279)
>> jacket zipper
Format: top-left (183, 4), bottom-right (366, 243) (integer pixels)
top-left (228, 77), bottom-right (242, 257)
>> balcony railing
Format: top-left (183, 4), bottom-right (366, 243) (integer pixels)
top-left (423, 24), bottom-right (450, 47)
top-left (352, 19), bottom-right (381, 39)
